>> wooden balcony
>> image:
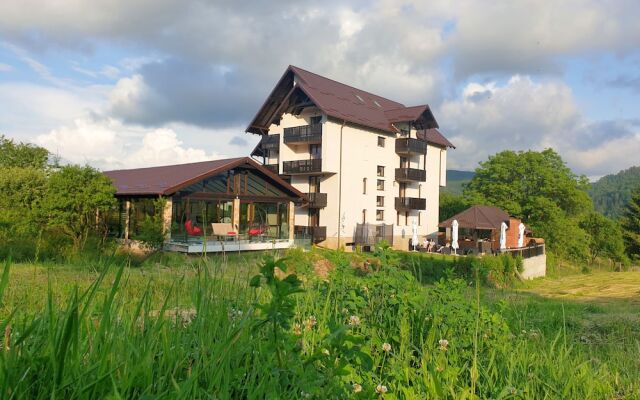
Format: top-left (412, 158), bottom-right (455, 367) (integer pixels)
top-left (395, 197), bottom-right (426, 211)
top-left (264, 163), bottom-right (278, 174)
top-left (395, 167), bottom-right (426, 182)
top-left (283, 124), bottom-right (322, 144)
top-left (395, 137), bottom-right (427, 155)
top-left (260, 134), bottom-right (280, 150)
top-left (283, 158), bottom-right (322, 175)
top-left (306, 192), bottom-right (327, 208)
top-left (294, 225), bottom-right (327, 242)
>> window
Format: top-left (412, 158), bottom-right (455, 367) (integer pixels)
top-left (377, 136), bottom-right (385, 147)
top-left (418, 213), bottom-right (421, 226)
top-left (363, 178), bottom-right (367, 194)
top-left (310, 115), bottom-right (322, 125)
top-left (355, 94), bottom-right (365, 103)
top-left (400, 128), bottom-right (409, 136)
top-left (376, 196), bottom-right (384, 207)
top-left (397, 212), bottom-right (400, 226)
top-left (373, 100), bottom-right (381, 108)
top-left (400, 156), bottom-right (408, 168)
top-left (362, 209), bottom-right (366, 223)
top-left (376, 209), bottom-right (384, 221)
top-left (377, 165), bottom-right (385, 177)
top-left (310, 144), bottom-right (321, 159)
top-left (377, 179), bottom-right (384, 191)
top-left (405, 211), bottom-right (409, 225)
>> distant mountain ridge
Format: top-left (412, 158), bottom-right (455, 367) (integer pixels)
top-left (444, 169), bottom-right (475, 195)
top-left (589, 166), bottom-right (640, 218)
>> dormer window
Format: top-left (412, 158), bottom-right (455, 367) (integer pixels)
top-left (355, 94), bottom-right (364, 103)
top-left (310, 115), bottom-right (322, 125)
top-left (373, 100), bottom-right (382, 108)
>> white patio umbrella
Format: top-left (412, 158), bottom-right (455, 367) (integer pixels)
top-left (517, 222), bottom-right (525, 248)
top-left (451, 219), bottom-right (459, 254)
top-left (499, 221), bottom-right (508, 250)
top-left (411, 218), bottom-right (418, 251)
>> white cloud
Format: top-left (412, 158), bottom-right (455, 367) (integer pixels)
top-left (440, 75), bottom-right (638, 177)
top-left (35, 117), bottom-right (228, 170)
top-left (0, 63), bottom-right (13, 72)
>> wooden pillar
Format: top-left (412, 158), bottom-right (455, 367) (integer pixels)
top-left (232, 197), bottom-right (240, 231)
top-left (288, 201), bottom-right (295, 241)
top-left (162, 197), bottom-right (172, 240)
top-left (124, 199), bottom-right (131, 240)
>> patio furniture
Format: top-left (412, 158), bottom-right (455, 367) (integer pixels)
top-left (211, 223), bottom-right (239, 241)
top-left (184, 220), bottom-right (202, 236)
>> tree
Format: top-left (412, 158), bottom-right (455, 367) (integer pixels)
top-left (439, 192), bottom-right (469, 221)
top-left (0, 135), bottom-right (50, 170)
top-left (579, 211), bottom-right (627, 263)
top-left (41, 165), bottom-right (116, 252)
top-left (0, 167), bottom-right (48, 238)
top-left (621, 187), bottom-right (640, 259)
top-left (463, 149), bottom-right (593, 260)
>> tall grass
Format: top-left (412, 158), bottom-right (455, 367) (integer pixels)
top-left (0, 251), bottom-right (636, 398)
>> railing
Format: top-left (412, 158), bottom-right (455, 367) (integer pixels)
top-left (260, 134), bottom-right (280, 150)
top-left (395, 197), bottom-right (426, 210)
top-left (283, 158), bottom-right (322, 174)
top-left (395, 167), bottom-right (426, 182)
top-left (307, 192), bottom-right (327, 208)
top-left (500, 244), bottom-right (545, 259)
top-left (353, 223), bottom-right (394, 247)
top-left (294, 225), bottom-right (327, 242)
top-left (283, 124), bottom-right (322, 144)
top-left (264, 164), bottom-right (279, 174)
top-left (395, 138), bottom-right (427, 155)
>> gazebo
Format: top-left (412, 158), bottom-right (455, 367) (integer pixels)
top-left (438, 205), bottom-right (526, 254)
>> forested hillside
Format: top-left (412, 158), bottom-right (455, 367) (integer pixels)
top-left (443, 170), bottom-right (474, 195)
top-left (590, 166), bottom-right (640, 218)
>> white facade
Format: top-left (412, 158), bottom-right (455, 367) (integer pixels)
top-left (263, 109), bottom-right (448, 250)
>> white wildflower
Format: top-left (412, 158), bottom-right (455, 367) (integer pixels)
top-left (375, 384), bottom-right (388, 394)
top-left (352, 383), bottom-right (362, 393)
top-left (382, 342), bottom-right (392, 353)
top-left (348, 315), bottom-right (361, 326)
top-left (438, 339), bottom-right (449, 351)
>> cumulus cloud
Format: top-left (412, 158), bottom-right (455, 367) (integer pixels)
top-left (35, 117), bottom-right (227, 170)
top-left (439, 76), bottom-right (640, 178)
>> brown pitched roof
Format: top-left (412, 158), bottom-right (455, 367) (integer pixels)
top-left (247, 66), bottom-right (448, 141)
top-left (439, 205), bottom-right (510, 230)
top-left (103, 157), bottom-right (305, 198)
top-left (417, 128), bottom-right (456, 148)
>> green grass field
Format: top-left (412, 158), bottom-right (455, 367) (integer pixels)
top-left (0, 250), bottom-right (638, 398)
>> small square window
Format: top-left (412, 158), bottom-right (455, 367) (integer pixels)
top-left (376, 209), bottom-right (384, 221)
top-left (310, 116), bottom-right (322, 125)
top-left (377, 136), bottom-right (385, 147)
top-left (377, 165), bottom-right (385, 177)
top-left (376, 196), bottom-right (384, 207)
top-left (377, 179), bottom-right (384, 191)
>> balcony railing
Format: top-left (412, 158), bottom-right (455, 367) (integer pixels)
top-left (294, 225), bottom-right (327, 242)
top-left (395, 197), bottom-right (426, 211)
top-left (395, 138), bottom-right (427, 155)
top-left (283, 124), bottom-right (322, 144)
top-left (260, 134), bottom-right (280, 150)
top-left (264, 163), bottom-right (279, 174)
top-left (353, 223), bottom-right (394, 247)
top-left (395, 167), bottom-right (426, 182)
top-left (283, 158), bottom-right (322, 174)
top-left (306, 192), bottom-right (327, 208)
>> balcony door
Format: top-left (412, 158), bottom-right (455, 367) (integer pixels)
top-left (399, 183), bottom-right (407, 198)
top-left (310, 144), bottom-right (321, 160)
top-left (400, 156), bottom-right (408, 168)
top-left (309, 176), bottom-right (321, 193)
top-left (309, 208), bottom-right (320, 227)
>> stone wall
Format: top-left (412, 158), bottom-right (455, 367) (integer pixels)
top-left (521, 254), bottom-right (546, 279)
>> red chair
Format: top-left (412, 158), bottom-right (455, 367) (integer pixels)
top-left (184, 220), bottom-right (202, 236)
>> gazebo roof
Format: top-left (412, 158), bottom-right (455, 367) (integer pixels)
top-left (439, 205), bottom-right (510, 230)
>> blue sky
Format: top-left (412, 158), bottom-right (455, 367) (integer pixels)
top-left (0, 0), bottom-right (639, 179)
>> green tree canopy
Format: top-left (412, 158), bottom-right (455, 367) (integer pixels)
top-left (621, 187), bottom-right (640, 259)
top-left (41, 165), bottom-right (116, 251)
top-left (463, 149), bottom-right (593, 260)
top-left (0, 135), bottom-right (50, 170)
top-left (439, 192), bottom-right (469, 221)
top-left (580, 211), bottom-right (627, 263)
